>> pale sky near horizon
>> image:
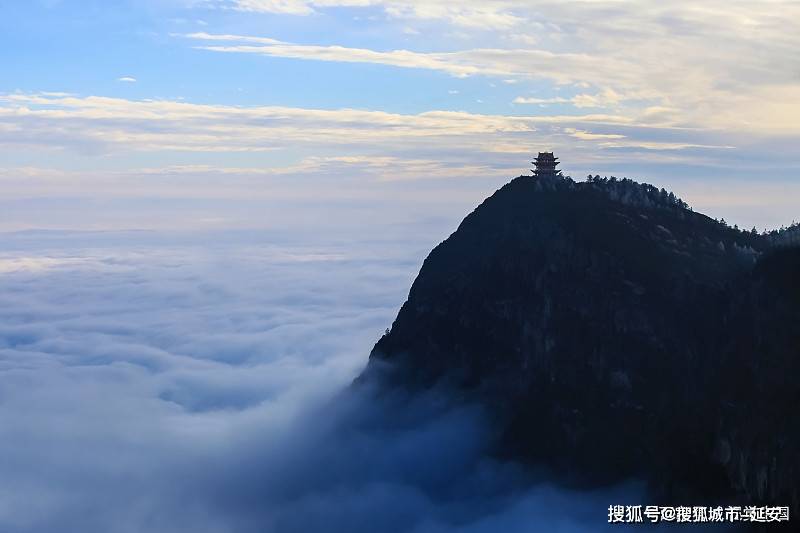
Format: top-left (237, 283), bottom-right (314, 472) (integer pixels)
top-left (2, 0), bottom-right (799, 232)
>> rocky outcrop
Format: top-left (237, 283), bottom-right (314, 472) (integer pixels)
top-left (363, 175), bottom-right (798, 521)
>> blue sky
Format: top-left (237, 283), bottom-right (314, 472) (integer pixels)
top-left (1, 0), bottom-right (799, 231)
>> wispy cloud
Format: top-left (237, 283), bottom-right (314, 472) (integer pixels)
top-left (513, 96), bottom-right (570, 105)
top-left (0, 93), bottom-right (768, 187)
top-left (515, 89), bottom-right (623, 109)
top-left (225, 0), bottom-right (525, 29)
top-left (183, 0), bottom-right (800, 135)
top-left (1, 88), bottom-right (797, 231)
top-left (117, 76), bottom-right (137, 83)
top-left (184, 32), bottom-right (629, 84)
top-left (0, 92), bottom-right (646, 157)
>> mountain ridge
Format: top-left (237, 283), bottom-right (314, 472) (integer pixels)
top-left (361, 173), bottom-right (799, 523)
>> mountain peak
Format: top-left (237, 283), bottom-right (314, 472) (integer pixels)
top-left (364, 172), bottom-right (799, 516)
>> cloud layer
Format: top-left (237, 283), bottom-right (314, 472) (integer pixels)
top-left (0, 231), bottom-right (407, 531)
top-left (0, 230), bottom-right (675, 533)
top-left (2, 90), bottom-right (797, 231)
top-left (205, 1), bottom-right (800, 134)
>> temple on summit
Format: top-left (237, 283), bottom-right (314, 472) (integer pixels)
top-left (532, 152), bottom-right (560, 179)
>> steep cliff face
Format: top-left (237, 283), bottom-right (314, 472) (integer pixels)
top-left (365, 175), bottom-right (798, 515)
top-left (717, 248), bottom-right (800, 514)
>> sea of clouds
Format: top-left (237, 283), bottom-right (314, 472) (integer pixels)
top-left (0, 228), bottom-right (738, 532)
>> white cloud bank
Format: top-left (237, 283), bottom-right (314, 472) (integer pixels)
top-left (0, 230), bottom-right (682, 533)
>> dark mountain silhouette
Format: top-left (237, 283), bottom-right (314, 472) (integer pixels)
top-left (361, 171), bottom-right (799, 524)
